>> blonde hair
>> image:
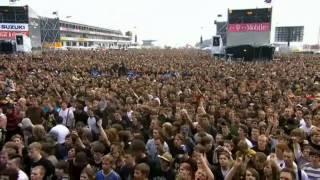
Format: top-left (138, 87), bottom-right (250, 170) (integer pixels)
top-left (32, 125), bottom-right (46, 141)
top-left (102, 154), bottom-right (113, 164)
top-left (29, 142), bottom-right (42, 151)
top-left (135, 163), bottom-right (150, 178)
top-left (32, 165), bottom-right (46, 177)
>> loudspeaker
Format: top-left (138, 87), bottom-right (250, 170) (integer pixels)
top-left (16, 35), bottom-right (23, 45)
top-left (213, 37), bottom-right (220, 46)
top-left (0, 41), bottom-right (15, 54)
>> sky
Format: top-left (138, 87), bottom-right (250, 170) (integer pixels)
top-left (1, 0), bottom-right (319, 47)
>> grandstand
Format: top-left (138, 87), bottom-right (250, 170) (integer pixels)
top-left (59, 20), bottom-right (132, 49)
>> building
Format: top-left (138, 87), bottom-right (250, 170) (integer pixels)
top-left (0, 5), bottom-right (132, 51)
top-left (59, 20), bottom-right (132, 49)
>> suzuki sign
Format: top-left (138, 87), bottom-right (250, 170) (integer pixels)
top-left (0, 23), bottom-right (29, 31)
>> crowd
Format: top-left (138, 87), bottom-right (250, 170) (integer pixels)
top-left (0, 49), bottom-right (319, 180)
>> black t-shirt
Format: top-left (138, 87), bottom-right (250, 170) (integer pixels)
top-left (74, 110), bottom-right (89, 124)
top-left (30, 158), bottom-right (55, 179)
top-left (150, 168), bottom-right (176, 180)
top-left (68, 160), bottom-right (86, 180)
top-left (118, 165), bottom-right (134, 180)
top-left (279, 116), bottom-right (299, 134)
top-left (212, 166), bottom-right (225, 180)
top-left (88, 159), bottom-right (102, 172)
top-left (252, 145), bottom-right (271, 156)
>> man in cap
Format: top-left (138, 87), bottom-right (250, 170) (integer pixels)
top-left (18, 118), bottom-right (33, 145)
top-left (150, 152), bottom-right (176, 180)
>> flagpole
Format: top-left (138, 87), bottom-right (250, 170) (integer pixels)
top-left (318, 25), bottom-right (320, 47)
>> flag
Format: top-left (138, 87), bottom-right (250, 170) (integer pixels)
top-left (52, 11), bottom-right (58, 15)
top-left (264, 0), bottom-right (271, 3)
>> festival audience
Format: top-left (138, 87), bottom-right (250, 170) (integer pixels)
top-left (0, 50), bottom-right (319, 180)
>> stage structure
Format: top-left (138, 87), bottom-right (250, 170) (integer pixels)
top-left (0, 5), bottom-right (42, 51)
top-left (225, 8), bottom-right (274, 61)
top-left (214, 21), bottom-right (227, 46)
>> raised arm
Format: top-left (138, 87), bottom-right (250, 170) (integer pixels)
top-left (292, 137), bottom-right (302, 161)
top-left (225, 157), bottom-right (243, 180)
top-left (97, 119), bottom-right (111, 147)
top-left (199, 154), bottom-right (215, 180)
top-left (71, 131), bottom-right (86, 149)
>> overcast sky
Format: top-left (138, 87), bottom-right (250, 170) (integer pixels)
top-left (1, 0), bottom-right (319, 46)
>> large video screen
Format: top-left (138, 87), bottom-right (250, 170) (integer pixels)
top-left (228, 8), bottom-right (272, 24)
top-left (275, 26), bottom-right (304, 42)
top-left (0, 6), bottom-right (29, 23)
top-left (227, 8), bottom-right (272, 46)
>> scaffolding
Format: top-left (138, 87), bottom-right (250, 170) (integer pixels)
top-left (39, 17), bottom-right (61, 49)
top-left (215, 21), bottom-right (228, 46)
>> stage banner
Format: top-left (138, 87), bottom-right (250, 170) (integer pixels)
top-left (228, 23), bottom-right (271, 32)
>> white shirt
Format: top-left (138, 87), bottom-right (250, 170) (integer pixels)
top-left (59, 108), bottom-right (75, 127)
top-left (300, 118), bottom-right (306, 127)
top-left (84, 106), bottom-right (89, 113)
top-left (69, 106), bottom-right (76, 112)
top-left (18, 170), bottom-right (29, 180)
top-left (245, 138), bottom-right (253, 148)
top-left (49, 124), bottom-right (70, 144)
top-left (267, 154), bottom-right (285, 169)
top-left (300, 124), bottom-right (316, 135)
top-left (294, 168), bottom-right (309, 180)
top-left (221, 168), bottom-right (230, 178)
top-left (127, 110), bottom-right (133, 121)
top-left (88, 116), bottom-right (99, 134)
top-left (302, 163), bottom-right (320, 180)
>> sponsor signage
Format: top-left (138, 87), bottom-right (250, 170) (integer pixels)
top-left (0, 31), bottom-right (29, 39)
top-left (0, 23), bottom-right (29, 31)
top-left (228, 23), bottom-right (271, 32)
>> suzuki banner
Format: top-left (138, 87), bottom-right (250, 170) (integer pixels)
top-left (228, 23), bottom-right (271, 32)
top-left (0, 23), bottom-right (29, 31)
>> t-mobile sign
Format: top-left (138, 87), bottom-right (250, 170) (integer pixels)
top-left (228, 23), bottom-right (271, 32)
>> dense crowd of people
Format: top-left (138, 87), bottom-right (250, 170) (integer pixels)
top-left (0, 49), bottom-right (319, 180)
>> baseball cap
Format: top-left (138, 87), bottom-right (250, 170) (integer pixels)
top-left (158, 152), bottom-right (173, 163)
top-left (18, 118), bottom-right (34, 130)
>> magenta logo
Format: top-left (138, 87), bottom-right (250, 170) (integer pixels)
top-left (228, 23), bottom-right (270, 32)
